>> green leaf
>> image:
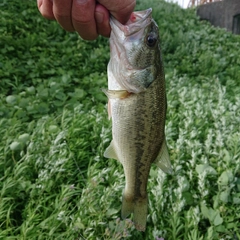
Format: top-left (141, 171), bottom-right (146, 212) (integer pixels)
top-left (213, 212), bottom-right (223, 226)
top-left (200, 202), bottom-right (223, 226)
top-left (200, 202), bottom-right (209, 219)
top-left (207, 226), bottom-right (214, 239)
top-left (18, 133), bottom-right (30, 144)
top-left (219, 188), bottom-right (230, 203)
top-left (196, 164), bottom-right (217, 176)
top-left (26, 86), bottom-right (36, 95)
top-left (218, 170), bottom-right (234, 186)
top-left (182, 191), bottom-right (194, 205)
top-left (215, 224), bottom-right (226, 232)
top-left (10, 141), bottom-right (23, 151)
top-left (48, 125), bottom-right (59, 133)
top-left (106, 208), bottom-right (119, 217)
top-left (232, 194), bottom-right (240, 204)
top-left (6, 95), bottom-right (17, 105)
top-left (226, 222), bottom-right (236, 229)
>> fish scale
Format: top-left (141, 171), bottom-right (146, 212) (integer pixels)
top-left (103, 8), bottom-right (172, 231)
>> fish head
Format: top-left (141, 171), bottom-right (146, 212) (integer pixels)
top-left (109, 8), bottom-right (162, 93)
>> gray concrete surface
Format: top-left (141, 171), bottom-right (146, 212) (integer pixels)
top-left (197, 0), bottom-right (240, 34)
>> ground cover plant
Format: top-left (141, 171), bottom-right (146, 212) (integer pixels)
top-left (0, 0), bottom-right (240, 239)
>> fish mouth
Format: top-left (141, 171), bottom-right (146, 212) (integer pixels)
top-left (109, 8), bottom-right (153, 71)
top-left (110, 8), bottom-right (152, 39)
top-left (108, 9), bottom-right (154, 93)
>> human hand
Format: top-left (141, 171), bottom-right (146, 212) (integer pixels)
top-left (37, 0), bottom-right (136, 40)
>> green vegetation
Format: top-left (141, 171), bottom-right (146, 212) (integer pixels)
top-left (0, 0), bottom-right (239, 239)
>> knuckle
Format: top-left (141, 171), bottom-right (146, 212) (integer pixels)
top-left (72, 16), bottom-right (92, 25)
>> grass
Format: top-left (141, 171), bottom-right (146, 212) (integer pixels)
top-left (0, 0), bottom-right (240, 239)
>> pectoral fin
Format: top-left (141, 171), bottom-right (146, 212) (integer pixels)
top-left (154, 138), bottom-right (172, 174)
top-left (102, 89), bottom-right (130, 99)
top-left (104, 140), bottom-right (119, 161)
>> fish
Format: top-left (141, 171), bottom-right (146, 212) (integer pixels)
top-left (103, 8), bottom-right (172, 232)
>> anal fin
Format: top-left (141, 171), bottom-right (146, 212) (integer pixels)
top-left (104, 140), bottom-right (119, 161)
top-left (154, 138), bottom-right (173, 174)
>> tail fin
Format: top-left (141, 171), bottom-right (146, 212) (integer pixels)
top-left (121, 192), bottom-right (148, 232)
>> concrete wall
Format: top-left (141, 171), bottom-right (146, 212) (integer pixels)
top-left (197, 0), bottom-right (240, 34)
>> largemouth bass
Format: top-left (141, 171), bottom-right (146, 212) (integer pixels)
top-left (103, 8), bottom-right (172, 232)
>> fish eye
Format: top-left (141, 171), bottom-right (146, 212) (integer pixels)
top-left (146, 33), bottom-right (157, 47)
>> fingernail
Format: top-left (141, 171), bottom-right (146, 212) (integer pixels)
top-left (77, 0), bottom-right (88, 4)
top-left (95, 12), bottom-right (103, 24)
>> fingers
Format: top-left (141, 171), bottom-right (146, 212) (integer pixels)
top-left (95, 4), bottom-right (110, 38)
top-left (94, 0), bottom-right (136, 38)
top-left (71, 0), bottom-right (97, 40)
top-left (52, 0), bottom-right (74, 32)
top-left (38, 0), bottom-right (97, 39)
top-left (37, 0), bottom-right (55, 20)
top-left (99, 0), bottom-right (136, 24)
top-left (37, 0), bottom-right (135, 40)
